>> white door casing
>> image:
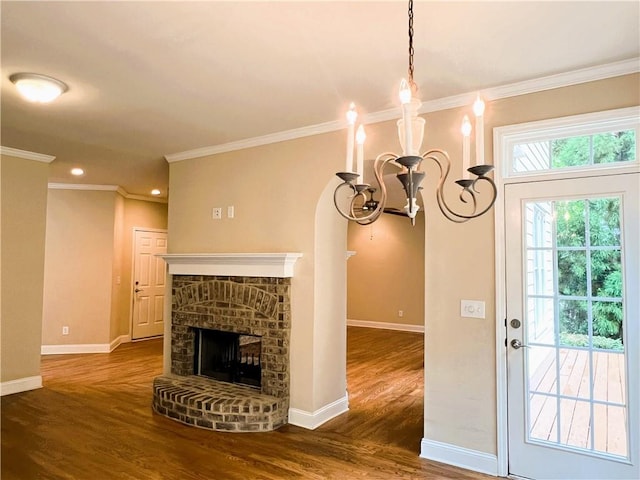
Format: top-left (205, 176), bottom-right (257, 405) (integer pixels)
top-left (132, 229), bottom-right (167, 340)
top-left (504, 173), bottom-right (639, 479)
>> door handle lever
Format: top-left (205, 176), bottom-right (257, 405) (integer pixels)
top-left (510, 339), bottom-right (529, 349)
top-left (134, 288), bottom-right (143, 293)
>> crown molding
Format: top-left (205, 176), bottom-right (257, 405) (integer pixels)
top-left (123, 192), bottom-right (168, 204)
top-left (48, 183), bottom-right (119, 191)
top-left (165, 58), bottom-right (640, 163)
top-left (48, 183), bottom-right (168, 203)
top-left (481, 57), bottom-right (640, 102)
top-left (164, 120), bottom-right (340, 163)
top-left (0, 146), bottom-right (56, 163)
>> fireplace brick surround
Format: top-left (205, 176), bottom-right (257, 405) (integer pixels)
top-left (152, 273), bottom-right (292, 432)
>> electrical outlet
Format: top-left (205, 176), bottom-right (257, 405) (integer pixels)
top-left (62, 326), bottom-right (69, 335)
top-left (212, 207), bottom-right (222, 220)
top-left (398, 310), bottom-right (404, 317)
top-left (461, 300), bottom-right (485, 319)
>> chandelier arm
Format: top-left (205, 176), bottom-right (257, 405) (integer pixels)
top-left (347, 152), bottom-right (402, 225)
top-left (440, 174), bottom-right (497, 221)
top-left (333, 155), bottom-right (392, 223)
top-left (349, 193), bottom-right (382, 223)
top-left (423, 150), bottom-right (473, 223)
top-left (333, 182), bottom-right (360, 222)
top-left (337, 192), bottom-right (380, 223)
top-left (420, 149), bottom-right (497, 223)
top-left (349, 190), bottom-right (368, 218)
top-left (465, 176), bottom-right (498, 218)
top-left (355, 215), bottom-right (378, 226)
top-left (373, 151), bottom-right (403, 207)
top-left (337, 189), bottom-right (380, 223)
top-left (458, 187), bottom-right (478, 206)
top-left (439, 174), bottom-right (497, 221)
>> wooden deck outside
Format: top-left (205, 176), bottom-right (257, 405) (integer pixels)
top-left (528, 348), bottom-right (627, 457)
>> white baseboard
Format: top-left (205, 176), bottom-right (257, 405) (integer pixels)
top-left (110, 334), bottom-right (131, 352)
top-left (42, 343), bottom-right (110, 355)
top-left (288, 393), bottom-right (349, 430)
top-left (41, 335), bottom-right (130, 355)
top-left (0, 375), bottom-right (43, 396)
top-left (420, 438), bottom-right (498, 476)
top-left (347, 319), bottom-right (425, 333)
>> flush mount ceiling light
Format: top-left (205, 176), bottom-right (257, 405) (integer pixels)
top-left (70, 167), bottom-right (84, 176)
top-left (334, 0), bottom-right (497, 225)
top-left (151, 189), bottom-right (161, 196)
top-left (9, 72), bottom-right (68, 103)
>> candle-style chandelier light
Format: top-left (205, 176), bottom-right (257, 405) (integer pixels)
top-left (333, 0), bottom-right (497, 226)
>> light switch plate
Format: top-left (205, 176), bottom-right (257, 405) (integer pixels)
top-left (461, 300), bottom-right (485, 319)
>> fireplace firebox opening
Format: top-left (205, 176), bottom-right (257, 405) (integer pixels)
top-left (194, 328), bottom-right (262, 388)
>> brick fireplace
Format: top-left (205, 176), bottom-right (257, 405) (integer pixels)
top-left (152, 253), bottom-right (301, 432)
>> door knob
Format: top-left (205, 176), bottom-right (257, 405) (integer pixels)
top-left (510, 339), bottom-right (529, 349)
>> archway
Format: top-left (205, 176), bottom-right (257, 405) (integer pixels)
top-left (315, 174), bottom-right (426, 451)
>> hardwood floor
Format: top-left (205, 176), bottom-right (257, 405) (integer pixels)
top-left (2, 327), bottom-right (496, 479)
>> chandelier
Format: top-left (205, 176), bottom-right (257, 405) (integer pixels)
top-left (333, 0), bottom-right (497, 226)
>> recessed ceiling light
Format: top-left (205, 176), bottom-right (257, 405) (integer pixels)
top-left (9, 72), bottom-right (68, 103)
top-left (151, 189), bottom-right (161, 196)
top-left (70, 167), bottom-right (84, 176)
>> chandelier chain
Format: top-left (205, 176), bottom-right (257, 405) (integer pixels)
top-left (407, 0), bottom-right (416, 92)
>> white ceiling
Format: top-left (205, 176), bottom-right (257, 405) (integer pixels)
top-left (1, 1), bottom-right (639, 199)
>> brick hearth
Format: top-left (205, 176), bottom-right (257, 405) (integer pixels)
top-left (152, 375), bottom-right (283, 431)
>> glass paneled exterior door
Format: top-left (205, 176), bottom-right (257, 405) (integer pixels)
top-left (505, 174), bottom-right (639, 480)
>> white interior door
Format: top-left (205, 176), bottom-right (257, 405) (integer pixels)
top-left (132, 229), bottom-right (167, 340)
top-left (505, 173), bottom-right (639, 479)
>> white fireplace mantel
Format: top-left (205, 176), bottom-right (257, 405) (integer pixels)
top-left (159, 253), bottom-right (303, 278)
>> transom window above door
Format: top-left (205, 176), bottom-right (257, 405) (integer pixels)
top-left (497, 107), bottom-right (639, 180)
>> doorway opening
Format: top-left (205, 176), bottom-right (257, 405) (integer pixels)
top-left (345, 209), bottom-right (426, 450)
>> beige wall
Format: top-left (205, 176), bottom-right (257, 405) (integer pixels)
top-left (347, 212), bottom-right (425, 326)
top-left (111, 194), bottom-right (125, 343)
top-left (42, 189), bottom-right (168, 346)
top-left (42, 189), bottom-right (117, 345)
top-left (0, 155), bottom-right (49, 383)
top-left (168, 132), bottom-right (348, 413)
top-left (314, 181), bottom-right (348, 407)
top-left (422, 73), bottom-right (640, 454)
